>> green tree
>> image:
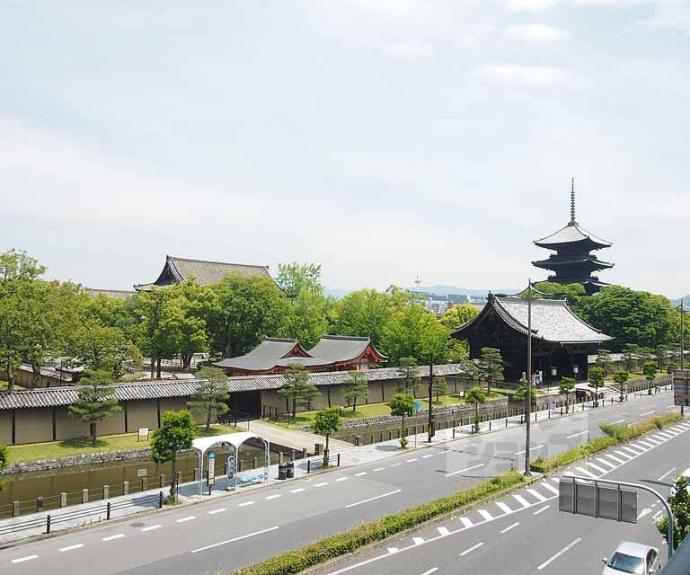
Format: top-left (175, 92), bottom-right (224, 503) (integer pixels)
top-left (656, 344), bottom-right (671, 371)
top-left (343, 371), bottom-right (369, 413)
top-left (205, 274), bottom-right (289, 358)
top-left (559, 376), bottom-right (576, 412)
top-left (459, 358), bottom-right (480, 393)
top-left (0, 443), bottom-right (6, 491)
top-left (465, 386), bottom-right (487, 434)
top-left (438, 304), bottom-right (479, 331)
top-left (431, 376), bottom-right (448, 403)
top-left (514, 381), bottom-right (538, 408)
top-left (312, 407), bottom-right (341, 466)
top-left (577, 286), bottom-right (674, 352)
top-left (134, 289), bottom-right (169, 378)
top-left (68, 370), bottom-right (122, 445)
top-left (334, 288), bottom-right (408, 347)
top-left (150, 410), bottom-right (196, 500)
top-left (613, 371), bottom-right (629, 402)
top-left (277, 364), bottom-right (320, 419)
top-left (381, 303), bottom-right (451, 365)
top-left (160, 282), bottom-right (209, 369)
top-left (643, 361), bottom-right (657, 394)
top-left (276, 262), bottom-right (323, 299)
top-left (389, 392), bottom-right (415, 449)
top-left (595, 348), bottom-right (612, 376)
top-left (396, 356), bottom-right (420, 394)
top-left (622, 343), bottom-right (641, 373)
top-left (531, 282), bottom-right (586, 307)
top-left (657, 475), bottom-right (690, 550)
top-left (187, 367), bottom-right (229, 432)
top-left (478, 347), bottom-right (504, 395)
top-left (72, 322), bottom-right (141, 381)
top-left (589, 366), bottom-right (605, 407)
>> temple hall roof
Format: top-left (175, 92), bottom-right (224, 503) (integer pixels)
top-left (307, 335), bottom-right (387, 364)
top-left (534, 221), bottom-right (612, 250)
top-left (454, 294), bottom-right (613, 345)
top-left (213, 338), bottom-right (312, 372)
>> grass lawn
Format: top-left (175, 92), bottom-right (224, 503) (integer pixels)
top-left (271, 392), bottom-right (506, 429)
top-left (5, 423), bottom-right (240, 465)
top-left (0, 380), bottom-right (27, 391)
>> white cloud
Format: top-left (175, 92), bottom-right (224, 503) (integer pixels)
top-left (506, 0), bottom-right (555, 12)
top-left (505, 23), bottom-right (570, 42)
top-left (479, 64), bottom-right (570, 86)
top-left (381, 41), bottom-right (435, 58)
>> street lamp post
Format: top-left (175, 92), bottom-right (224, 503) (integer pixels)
top-left (428, 353), bottom-right (434, 443)
top-left (680, 301), bottom-right (685, 415)
top-left (524, 279), bottom-right (533, 477)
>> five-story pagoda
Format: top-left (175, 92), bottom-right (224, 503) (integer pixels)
top-left (532, 179), bottom-right (613, 294)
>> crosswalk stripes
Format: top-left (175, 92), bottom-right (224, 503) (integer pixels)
top-left (614, 450), bottom-right (633, 460)
top-left (527, 489), bottom-right (547, 502)
top-left (496, 502), bottom-right (513, 514)
top-left (621, 446), bottom-right (641, 456)
top-left (541, 481), bottom-right (560, 495)
top-left (460, 517), bottom-right (473, 528)
top-left (512, 494), bottom-right (530, 508)
top-left (575, 467), bottom-right (597, 478)
top-left (636, 440), bottom-right (655, 449)
top-left (595, 457), bottom-right (616, 469)
top-left (478, 509), bottom-right (493, 521)
top-left (604, 454), bottom-right (625, 464)
top-left (585, 462), bottom-right (607, 474)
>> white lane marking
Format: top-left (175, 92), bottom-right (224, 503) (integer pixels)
top-left (659, 467), bottom-right (677, 481)
top-left (640, 410), bottom-right (655, 416)
top-left (266, 494), bottom-right (282, 500)
top-left (515, 444), bottom-right (543, 456)
top-left (406, 458), bottom-right (418, 463)
top-left (191, 526), bottom-right (279, 553)
top-left (460, 517), bottom-right (473, 528)
top-left (102, 533), bottom-right (125, 541)
top-left (512, 494), bottom-right (531, 508)
top-left (354, 472), bottom-right (367, 477)
top-left (541, 481), bottom-right (560, 495)
top-left (413, 537), bottom-right (425, 545)
top-left (604, 454), bottom-right (625, 464)
top-left (613, 451), bottom-right (633, 460)
top-left (141, 525), bottom-right (161, 532)
top-left (653, 510), bottom-right (663, 521)
top-left (238, 501), bottom-right (255, 507)
top-left (631, 443), bottom-right (649, 451)
top-left (500, 521), bottom-right (520, 534)
top-left (437, 526), bottom-right (450, 536)
top-left (537, 537), bottom-right (582, 571)
top-left (534, 505), bottom-right (550, 516)
top-left (345, 489), bottom-right (402, 509)
top-left (335, 477), bottom-right (349, 482)
top-left (644, 436), bottom-right (662, 445)
top-left (11, 555), bottom-right (38, 564)
top-left (445, 463), bottom-right (485, 477)
top-left (373, 467), bottom-right (386, 472)
top-left (460, 542), bottom-right (484, 556)
top-left (621, 446), bottom-right (642, 456)
top-left (586, 463), bottom-right (607, 474)
top-left (59, 544), bottom-right (84, 552)
top-left (574, 467), bottom-right (597, 478)
top-left (422, 454), bottom-right (433, 459)
top-left (528, 488), bottom-right (547, 502)
top-left (657, 432), bottom-right (673, 440)
top-left (566, 431), bottom-right (588, 439)
top-left (388, 547), bottom-right (399, 554)
top-left (291, 488), bottom-right (305, 493)
top-left (595, 457), bottom-right (617, 469)
top-left (177, 516), bottom-right (196, 523)
top-left (638, 508), bottom-right (652, 520)
top-left (390, 463), bottom-right (401, 468)
top-left (314, 482), bottom-right (328, 488)
top-left (208, 508), bottom-right (226, 515)
top-left (610, 418), bottom-right (626, 424)
top-left (497, 501), bottom-right (513, 514)
top-left (478, 509), bottom-right (493, 521)
top-left (663, 429), bottom-right (678, 436)
top-left (420, 568), bottom-right (438, 575)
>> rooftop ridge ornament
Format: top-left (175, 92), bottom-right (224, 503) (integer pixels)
top-left (570, 177), bottom-right (576, 224)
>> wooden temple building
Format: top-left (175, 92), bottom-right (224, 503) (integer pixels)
top-left (134, 255), bottom-right (272, 290)
top-left (214, 335), bottom-right (387, 377)
top-left (532, 179), bottom-right (613, 294)
top-left (452, 294), bottom-right (612, 383)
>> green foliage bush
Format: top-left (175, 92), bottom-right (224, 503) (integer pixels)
top-left (235, 472), bottom-right (525, 575)
top-left (532, 413), bottom-right (683, 474)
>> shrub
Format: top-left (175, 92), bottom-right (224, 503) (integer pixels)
top-left (236, 472), bottom-right (525, 575)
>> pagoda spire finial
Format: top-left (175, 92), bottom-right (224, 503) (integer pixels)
top-left (570, 177), bottom-right (576, 223)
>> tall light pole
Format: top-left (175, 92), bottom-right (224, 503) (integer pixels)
top-left (524, 279), bottom-right (533, 477)
top-left (680, 300), bottom-right (685, 416)
top-left (428, 353), bottom-right (434, 443)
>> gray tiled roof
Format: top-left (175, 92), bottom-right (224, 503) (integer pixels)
top-left (88, 288), bottom-right (136, 300)
top-left (493, 296), bottom-right (612, 344)
top-left (166, 255), bottom-right (271, 284)
top-left (0, 364), bottom-right (469, 410)
top-left (534, 221), bottom-right (612, 249)
top-left (213, 338), bottom-right (315, 371)
top-left (307, 335), bottom-right (387, 363)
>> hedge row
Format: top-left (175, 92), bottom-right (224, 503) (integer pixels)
top-left (234, 471), bottom-right (525, 575)
top-left (531, 412), bottom-right (683, 474)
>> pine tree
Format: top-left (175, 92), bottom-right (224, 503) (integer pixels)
top-left (343, 371), bottom-right (369, 413)
top-left (69, 370), bottom-right (122, 445)
top-left (187, 367), bottom-right (229, 432)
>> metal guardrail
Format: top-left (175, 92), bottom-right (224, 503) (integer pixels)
top-left (0, 491), bottom-right (163, 537)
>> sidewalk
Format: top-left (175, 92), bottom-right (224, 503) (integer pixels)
top-left (248, 419), bottom-right (351, 453)
top-left (0, 385), bottom-right (673, 546)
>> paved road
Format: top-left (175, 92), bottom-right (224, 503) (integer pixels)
top-left (1, 392), bottom-right (678, 574)
top-left (316, 407), bottom-right (688, 574)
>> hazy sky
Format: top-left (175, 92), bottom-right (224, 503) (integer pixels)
top-left (2, 1), bottom-right (688, 297)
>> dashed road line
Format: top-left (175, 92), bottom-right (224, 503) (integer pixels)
top-left (290, 488), bottom-right (305, 493)
top-left (500, 521), bottom-right (520, 534)
top-left (345, 489), bottom-right (402, 509)
top-left (208, 508), bottom-right (225, 515)
top-left (406, 458), bottom-right (418, 463)
top-left (59, 544), bottom-right (84, 552)
top-left (354, 472), bottom-right (367, 477)
top-left (11, 555), bottom-right (38, 564)
top-left (420, 568), bottom-right (438, 575)
top-left (266, 494), bottom-right (282, 500)
top-left (238, 501), bottom-right (255, 507)
top-left (537, 537), bottom-right (582, 570)
top-left (141, 524), bottom-right (161, 532)
top-left (191, 526), bottom-right (279, 554)
top-left (102, 533), bottom-right (125, 541)
top-left (638, 508), bottom-right (652, 520)
top-left (640, 410), bottom-right (655, 417)
top-left (177, 516), bottom-right (196, 523)
top-left (459, 542), bottom-right (484, 556)
top-left (566, 431), bottom-right (588, 440)
top-left (533, 505), bottom-right (550, 516)
top-left (446, 463), bottom-right (485, 477)
top-left (658, 467), bottom-right (677, 481)
top-left (335, 477), bottom-right (349, 482)
top-left (373, 467), bottom-right (385, 472)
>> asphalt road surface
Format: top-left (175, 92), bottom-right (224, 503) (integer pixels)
top-left (1, 391), bottom-right (679, 575)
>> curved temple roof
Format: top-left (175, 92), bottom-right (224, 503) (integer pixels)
top-left (454, 294), bottom-right (613, 345)
top-left (307, 335), bottom-right (387, 364)
top-left (534, 221), bottom-right (612, 250)
top-left (213, 338), bottom-right (311, 372)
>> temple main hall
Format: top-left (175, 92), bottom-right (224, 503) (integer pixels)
top-left (532, 180), bottom-right (613, 294)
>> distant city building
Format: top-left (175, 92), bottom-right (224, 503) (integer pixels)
top-left (532, 179), bottom-right (613, 294)
top-left (134, 255), bottom-right (272, 290)
top-left (416, 292), bottom-right (470, 315)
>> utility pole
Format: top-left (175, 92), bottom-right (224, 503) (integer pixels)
top-left (524, 279), bottom-right (533, 477)
top-left (680, 300), bottom-right (685, 416)
top-left (428, 353), bottom-right (434, 443)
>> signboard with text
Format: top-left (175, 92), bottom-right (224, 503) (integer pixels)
top-left (207, 450), bottom-right (216, 485)
top-left (674, 370), bottom-right (690, 407)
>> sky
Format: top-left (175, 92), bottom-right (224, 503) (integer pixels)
top-left (1, 0), bottom-right (689, 297)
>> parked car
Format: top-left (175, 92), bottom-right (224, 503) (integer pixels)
top-left (601, 541), bottom-right (659, 575)
top-left (669, 467), bottom-right (690, 498)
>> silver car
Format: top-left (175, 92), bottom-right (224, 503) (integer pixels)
top-left (601, 541), bottom-right (659, 575)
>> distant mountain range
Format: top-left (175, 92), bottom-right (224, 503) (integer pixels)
top-left (324, 285), bottom-right (520, 299)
